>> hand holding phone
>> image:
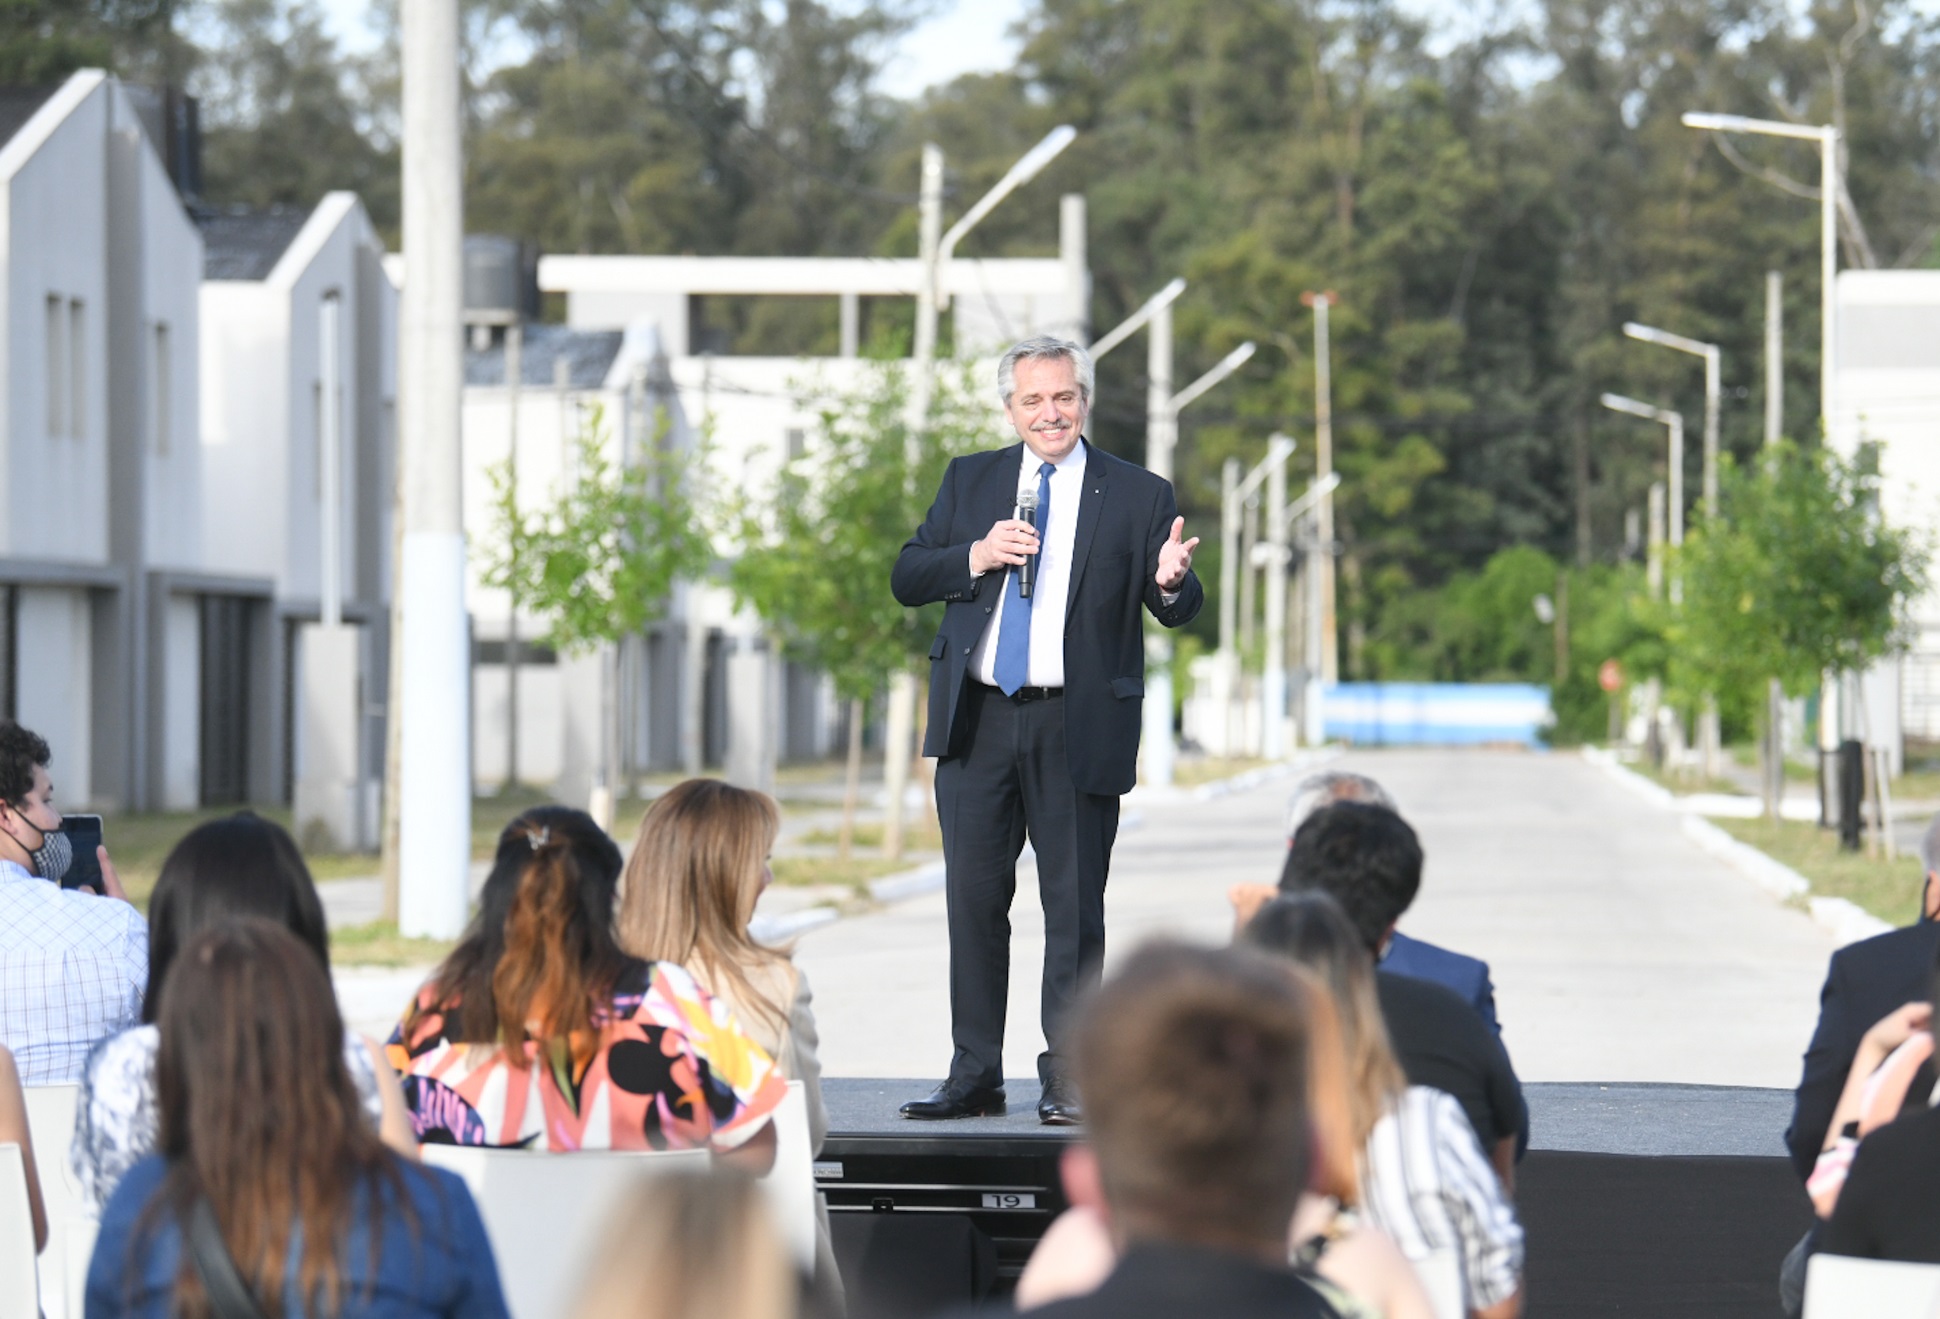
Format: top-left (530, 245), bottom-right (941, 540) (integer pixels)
top-left (59, 815), bottom-right (103, 892)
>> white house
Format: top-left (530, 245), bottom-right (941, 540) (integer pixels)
top-left (197, 192), bottom-right (397, 843)
top-left (1832, 270), bottom-right (1940, 759)
top-left (461, 222), bottom-right (1088, 799)
top-left (0, 70), bottom-right (202, 810)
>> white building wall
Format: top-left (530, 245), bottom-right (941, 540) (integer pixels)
top-left (2, 73), bottom-right (112, 565)
top-left (161, 593), bottom-right (198, 808)
top-left (15, 587), bottom-right (91, 797)
top-left (130, 101), bottom-right (203, 571)
top-left (199, 280), bottom-right (289, 581)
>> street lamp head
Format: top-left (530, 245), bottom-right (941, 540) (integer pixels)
top-left (1601, 392), bottom-right (1658, 420)
top-left (1010, 125), bottom-right (1079, 187)
top-left (1681, 110), bottom-right (1836, 143)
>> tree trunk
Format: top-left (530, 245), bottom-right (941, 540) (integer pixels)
top-left (838, 697), bottom-right (863, 862)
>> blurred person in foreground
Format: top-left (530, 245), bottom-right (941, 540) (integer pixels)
top-left (1243, 893), bottom-right (1524, 1319)
top-left (1786, 811), bottom-right (1940, 1178)
top-left (0, 1042), bottom-right (48, 1254)
top-left (571, 1169), bottom-right (798, 1319)
top-left (617, 778), bottom-right (843, 1312)
top-left (72, 812), bottom-right (418, 1214)
top-left (1015, 942), bottom-right (1434, 1319)
top-left (1280, 802), bottom-right (1527, 1172)
top-left (1229, 770), bottom-right (1499, 1034)
top-left (389, 806), bottom-right (784, 1166)
top-left (952, 940), bottom-right (1343, 1318)
top-left (86, 918), bottom-right (509, 1319)
top-left (0, 719), bottom-right (146, 1083)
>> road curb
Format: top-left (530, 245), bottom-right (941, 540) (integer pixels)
top-left (1581, 746), bottom-right (1891, 946)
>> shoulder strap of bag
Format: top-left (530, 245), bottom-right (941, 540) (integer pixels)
top-left (185, 1197), bottom-right (272, 1319)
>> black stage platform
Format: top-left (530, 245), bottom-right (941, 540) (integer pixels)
top-left (820, 1079), bottom-right (1813, 1318)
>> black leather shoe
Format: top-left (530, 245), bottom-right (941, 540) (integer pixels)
top-left (900, 1080), bottom-right (1007, 1120)
top-left (1037, 1076), bottom-right (1083, 1126)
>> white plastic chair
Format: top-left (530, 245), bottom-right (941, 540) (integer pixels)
top-left (758, 1080), bottom-right (816, 1270)
top-left (1804, 1253), bottom-right (1940, 1319)
top-left (0, 1144), bottom-right (40, 1319)
top-left (1412, 1246), bottom-right (1464, 1319)
top-left (422, 1144), bottom-right (710, 1319)
top-left (23, 1086), bottom-right (83, 1319)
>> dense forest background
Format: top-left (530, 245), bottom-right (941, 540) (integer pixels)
top-left (25, 0), bottom-right (1940, 702)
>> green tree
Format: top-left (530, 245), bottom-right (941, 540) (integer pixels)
top-left (479, 403), bottom-right (712, 817)
top-left (1668, 443), bottom-right (1928, 803)
top-left (729, 359), bottom-right (991, 857)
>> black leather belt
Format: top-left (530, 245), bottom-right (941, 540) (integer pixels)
top-left (981, 684), bottom-right (1061, 703)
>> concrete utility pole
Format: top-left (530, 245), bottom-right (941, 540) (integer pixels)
top-left (1263, 435), bottom-right (1289, 759)
top-left (1301, 292), bottom-right (1338, 685)
top-left (884, 128), bottom-right (1076, 858)
top-left (395, 0), bottom-right (471, 938)
top-left (1286, 473), bottom-right (1342, 748)
top-left (1765, 271), bottom-right (1784, 449)
top-left (503, 320), bottom-right (522, 794)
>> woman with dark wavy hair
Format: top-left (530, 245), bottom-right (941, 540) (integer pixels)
top-left (388, 806), bottom-right (784, 1169)
top-left (86, 918), bottom-right (507, 1319)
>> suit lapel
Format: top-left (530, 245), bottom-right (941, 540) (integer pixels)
top-left (1064, 439), bottom-right (1108, 618)
top-left (970, 442), bottom-right (1025, 531)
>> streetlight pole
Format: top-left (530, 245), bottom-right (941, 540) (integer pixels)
top-left (1623, 322), bottom-right (1721, 519)
top-left (1683, 111), bottom-right (1844, 771)
top-left (1601, 393), bottom-right (1686, 552)
top-left (883, 127), bottom-right (1077, 859)
top-left (393, 0), bottom-right (470, 938)
top-left (1219, 437), bottom-right (1296, 755)
top-left (1287, 473), bottom-right (1343, 747)
top-left (1301, 292), bottom-right (1338, 685)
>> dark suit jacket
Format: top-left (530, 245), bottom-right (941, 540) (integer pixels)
top-left (891, 439), bottom-right (1204, 797)
top-left (1383, 930), bottom-right (1501, 1035)
top-left (1786, 919), bottom-right (1940, 1179)
top-left (954, 1242), bottom-right (1342, 1319)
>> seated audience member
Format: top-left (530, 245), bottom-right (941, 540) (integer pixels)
top-left (1016, 957), bottom-right (1434, 1319)
top-left (86, 919), bottom-right (509, 1319)
top-left (1786, 812), bottom-right (1940, 1179)
top-left (0, 720), bottom-right (146, 1083)
top-left (0, 1042), bottom-right (48, 1254)
top-left (572, 1169), bottom-right (797, 1319)
top-left (1232, 771), bottom-right (1500, 1034)
top-left (389, 807), bottom-right (785, 1167)
top-left (72, 812), bottom-right (418, 1213)
top-left (976, 941), bottom-right (1342, 1319)
top-left (1815, 974), bottom-right (1940, 1267)
top-left (1281, 801), bottom-right (1527, 1172)
top-left (1243, 893), bottom-right (1525, 1319)
top-left (617, 778), bottom-right (842, 1312)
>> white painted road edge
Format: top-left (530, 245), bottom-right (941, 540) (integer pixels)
top-left (1582, 746), bottom-right (1891, 947)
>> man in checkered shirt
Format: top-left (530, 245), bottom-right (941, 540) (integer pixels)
top-left (0, 721), bottom-right (145, 1084)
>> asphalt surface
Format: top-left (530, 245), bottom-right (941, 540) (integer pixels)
top-left (793, 747), bottom-right (1842, 1089)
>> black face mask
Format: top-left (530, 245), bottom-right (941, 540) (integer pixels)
top-left (7, 808), bottom-right (69, 883)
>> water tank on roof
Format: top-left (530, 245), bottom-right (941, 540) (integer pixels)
top-left (464, 236), bottom-right (538, 323)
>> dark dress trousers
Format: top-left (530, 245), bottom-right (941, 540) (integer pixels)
top-left (892, 439), bottom-right (1202, 1087)
top-left (1787, 919), bottom-right (1940, 1179)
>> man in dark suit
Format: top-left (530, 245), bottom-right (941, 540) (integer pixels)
top-left (891, 335), bottom-right (1203, 1124)
top-left (969, 941), bottom-right (1340, 1319)
top-left (1785, 813), bottom-right (1940, 1177)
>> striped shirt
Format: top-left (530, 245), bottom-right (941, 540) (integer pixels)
top-left (1360, 1085), bottom-right (1525, 1311)
top-left (0, 857), bottom-right (147, 1084)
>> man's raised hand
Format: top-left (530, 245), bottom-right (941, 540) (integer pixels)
top-left (971, 519), bottom-right (1041, 576)
top-left (1156, 517), bottom-right (1199, 591)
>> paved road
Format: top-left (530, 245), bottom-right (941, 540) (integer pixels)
top-left (793, 747), bottom-right (1842, 1088)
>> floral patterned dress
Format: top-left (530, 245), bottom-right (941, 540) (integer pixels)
top-left (387, 957), bottom-right (785, 1153)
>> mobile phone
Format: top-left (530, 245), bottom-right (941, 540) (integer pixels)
top-left (60, 814), bottom-right (103, 891)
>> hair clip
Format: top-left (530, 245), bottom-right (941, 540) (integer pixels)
top-left (525, 826), bottom-right (551, 850)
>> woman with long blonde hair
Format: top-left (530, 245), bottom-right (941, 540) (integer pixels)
top-left (571, 1170), bottom-right (796, 1319)
top-left (617, 779), bottom-right (840, 1309)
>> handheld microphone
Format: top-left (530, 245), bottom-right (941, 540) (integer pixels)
top-left (1016, 488), bottom-right (1039, 599)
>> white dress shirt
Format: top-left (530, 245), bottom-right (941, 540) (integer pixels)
top-left (970, 441), bottom-right (1088, 689)
top-left (0, 856), bottom-right (147, 1084)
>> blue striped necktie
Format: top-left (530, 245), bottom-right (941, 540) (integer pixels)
top-left (993, 462), bottom-right (1055, 696)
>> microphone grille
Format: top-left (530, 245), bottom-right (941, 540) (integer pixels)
top-left (1017, 489), bottom-right (1039, 511)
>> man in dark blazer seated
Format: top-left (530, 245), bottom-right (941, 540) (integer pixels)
top-left (1786, 812), bottom-right (1940, 1177)
top-left (891, 335), bottom-right (1203, 1124)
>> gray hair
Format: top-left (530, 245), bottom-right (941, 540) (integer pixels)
top-left (1285, 771), bottom-right (1397, 839)
top-left (997, 336), bottom-right (1095, 408)
top-left (1922, 813), bottom-right (1940, 876)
